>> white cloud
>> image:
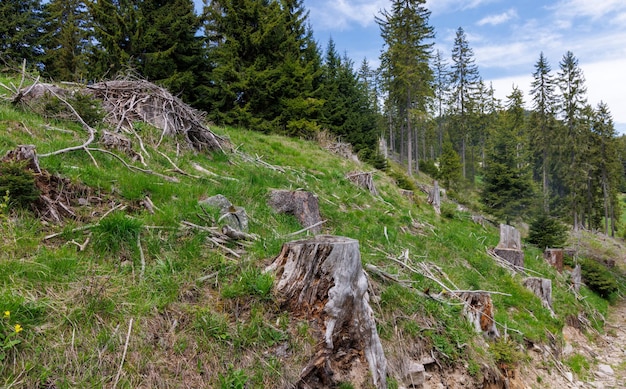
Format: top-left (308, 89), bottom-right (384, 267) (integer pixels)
top-left (425, 0), bottom-right (498, 15)
top-left (477, 9), bottom-right (518, 26)
top-left (306, 0), bottom-right (390, 30)
top-left (551, 0), bottom-right (626, 20)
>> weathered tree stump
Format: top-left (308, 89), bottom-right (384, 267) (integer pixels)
top-left (267, 189), bottom-right (323, 234)
top-left (494, 224), bottom-right (524, 268)
top-left (346, 171), bottom-right (378, 196)
top-left (199, 194), bottom-right (249, 231)
top-left (544, 248), bottom-right (564, 272)
top-left (456, 292), bottom-right (500, 339)
top-left (266, 235), bottom-right (387, 389)
top-left (523, 277), bottom-right (553, 313)
top-left (428, 180), bottom-right (441, 215)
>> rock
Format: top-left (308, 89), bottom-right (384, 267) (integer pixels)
top-left (562, 342), bottom-right (575, 356)
top-left (597, 364), bottom-right (614, 375)
top-left (199, 194), bottom-right (249, 231)
top-left (402, 362), bottom-right (425, 388)
top-left (565, 372), bottom-right (574, 382)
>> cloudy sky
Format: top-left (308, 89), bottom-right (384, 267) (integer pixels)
top-left (302, 0), bottom-right (626, 133)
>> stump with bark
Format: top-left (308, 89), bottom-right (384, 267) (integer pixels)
top-left (346, 171), bottom-right (378, 196)
top-left (571, 264), bottom-right (582, 292)
top-left (457, 292), bottom-right (500, 339)
top-left (266, 235), bottom-right (387, 388)
top-left (523, 277), bottom-right (553, 313)
top-left (267, 189), bottom-right (323, 234)
top-left (494, 224), bottom-right (524, 268)
top-left (544, 248), bottom-right (564, 273)
top-left (428, 180), bottom-right (441, 214)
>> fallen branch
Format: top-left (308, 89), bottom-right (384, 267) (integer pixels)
top-left (113, 318), bottom-right (133, 389)
top-left (283, 219), bottom-right (327, 238)
top-left (86, 147), bottom-right (179, 183)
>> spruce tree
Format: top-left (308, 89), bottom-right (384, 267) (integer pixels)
top-left (0, 0), bottom-right (44, 66)
top-left (481, 87), bottom-right (535, 224)
top-left (449, 27), bottom-right (481, 182)
top-left (377, 0), bottom-right (434, 176)
top-left (42, 0), bottom-right (92, 82)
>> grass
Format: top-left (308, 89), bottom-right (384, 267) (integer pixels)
top-left (0, 73), bottom-right (620, 387)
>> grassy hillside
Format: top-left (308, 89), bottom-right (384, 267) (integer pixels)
top-left (0, 74), bottom-right (618, 388)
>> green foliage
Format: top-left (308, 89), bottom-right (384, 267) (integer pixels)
top-left (439, 141), bottom-right (462, 190)
top-left (0, 161), bottom-right (39, 210)
top-left (387, 167), bottom-right (416, 191)
top-left (564, 353), bottom-right (591, 380)
top-left (419, 159), bottom-right (439, 178)
top-left (221, 268), bottom-right (274, 300)
top-left (0, 311), bottom-right (23, 362)
top-left (0, 0), bottom-right (44, 65)
top-left (527, 212), bottom-right (568, 249)
top-left (580, 258), bottom-right (619, 299)
top-left (489, 337), bottom-right (524, 367)
top-left (218, 366), bottom-right (248, 389)
top-left (41, 92), bottom-right (105, 126)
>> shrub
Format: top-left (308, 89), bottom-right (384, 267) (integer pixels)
top-left (419, 159), bottom-right (439, 178)
top-left (527, 213), bottom-right (568, 249)
top-left (580, 258), bottom-right (619, 299)
top-left (0, 161), bottom-right (40, 210)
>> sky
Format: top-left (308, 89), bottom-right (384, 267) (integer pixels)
top-left (302, 0), bottom-right (626, 133)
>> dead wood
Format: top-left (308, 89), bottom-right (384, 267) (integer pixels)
top-left (544, 248), bottom-right (564, 273)
top-left (346, 171), bottom-right (378, 195)
top-left (494, 224), bottom-right (524, 268)
top-left (571, 264), bottom-right (582, 292)
top-left (266, 235), bottom-right (387, 389)
top-left (428, 180), bottom-right (441, 214)
top-left (457, 292), bottom-right (500, 338)
top-left (85, 80), bottom-right (228, 152)
top-left (523, 277), bottom-right (554, 314)
top-left (316, 130), bottom-right (359, 162)
top-left (2, 144), bottom-right (41, 173)
top-left (267, 190), bottom-right (323, 234)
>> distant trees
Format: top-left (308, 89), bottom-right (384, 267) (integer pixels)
top-left (0, 0), bottom-right (44, 66)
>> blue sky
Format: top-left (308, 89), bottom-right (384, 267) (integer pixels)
top-left (193, 1), bottom-right (626, 132)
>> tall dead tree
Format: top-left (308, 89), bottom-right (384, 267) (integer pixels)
top-left (266, 235), bottom-right (387, 388)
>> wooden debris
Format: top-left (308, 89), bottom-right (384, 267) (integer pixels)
top-left (346, 171), bottom-right (378, 195)
top-left (428, 180), bottom-right (441, 214)
top-left (267, 190), bottom-right (323, 234)
top-left (544, 248), bottom-right (564, 272)
top-left (571, 264), bottom-right (582, 292)
top-left (266, 235), bottom-right (387, 389)
top-left (494, 224), bottom-right (524, 268)
top-left (2, 144), bottom-right (41, 173)
top-left (457, 292), bottom-right (500, 338)
top-left (523, 277), bottom-right (554, 314)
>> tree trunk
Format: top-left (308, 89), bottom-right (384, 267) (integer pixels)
top-left (266, 235), bottom-right (387, 389)
top-left (543, 248), bottom-right (563, 273)
top-left (457, 292), bottom-right (499, 339)
top-left (571, 264), bottom-right (582, 292)
top-left (428, 180), bottom-right (441, 215)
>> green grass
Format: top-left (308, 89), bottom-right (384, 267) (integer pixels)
top-left (0, 73), bottom-right (620, 387)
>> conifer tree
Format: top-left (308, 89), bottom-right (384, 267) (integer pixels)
top-left (377, 0), bottom-right (434, 176)
top-left (529, 52), bottom-right (558, 211)
top-left (42, 0), bottom-right (92, 82)
top-left (481, 87), bottom-right (535, 224)
top-left (0, 0), bottom-right (44, 66)
top-left (449, 27), bottom-right (481, 181)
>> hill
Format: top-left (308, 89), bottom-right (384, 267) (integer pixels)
top-left (0, 74), bottom-right (624, 388)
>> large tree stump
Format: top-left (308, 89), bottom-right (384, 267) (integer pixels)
top-left (428, 180), bottom-right (441, 215)
top-left (268, 189), bottom-right (323, 234)
top-left (266, 235), bottom-right (387, 388)
top-left (494, 224), bottom-right (524, 268)
top-left (456, 292), bottom-right (499, 339)
top-left (544, 248), bottom-right (564, 272)
top-left (523, 277), bottom-right (553, 313)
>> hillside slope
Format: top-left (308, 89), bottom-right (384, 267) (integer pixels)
top-left (0, 76), bottom-right (622, 388)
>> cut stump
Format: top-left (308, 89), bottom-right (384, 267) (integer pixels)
top-left (268, 190), bottom-right (323, 234)
top-left (428, 180), bottom-right (441, 215)
top-left (523, 277), bottom-right (553, 313)
top-left (266, 235), bottom-right (387, 389)
top-left (544, 248), bottom-right (564, 272)
top-left (457, 292), bottom-right (500, 339)
top-left (494, 224), bottom-right (524, 268)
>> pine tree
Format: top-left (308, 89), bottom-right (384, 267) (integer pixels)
top-left (42, 0), bottom-right (92, 81)
top-left (0, 0), bottom-right (44, 66)
top-left (481, 87), bottom-right (535, 224)
top-left (449, 27), bottom-right (481, 182)
top-left (377, 0), bottom-right (434, 176)
top-left (439, 140), bottom-right (462, 191)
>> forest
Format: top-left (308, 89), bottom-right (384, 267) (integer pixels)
top-left (2, 0), bottom-right (625, 234)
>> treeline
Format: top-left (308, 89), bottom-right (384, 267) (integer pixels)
top-left (2, 0), bottom-right (624, 232)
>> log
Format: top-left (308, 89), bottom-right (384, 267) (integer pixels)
top-left (266, 235), bottom-right (387, 389)
top-left (543, 248), bottom-right (564, 272)
top-left (267, 190), bottom-right (323, 234)
top-left (523, 277), bottom-right (553, 312)
top-left (456, 292), bottom-right (499, 339)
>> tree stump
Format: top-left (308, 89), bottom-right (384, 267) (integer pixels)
top-left (571, 264), bottom-right (582, 292)
top-left (267, 189), bottom-right (323, 234)
top-left (494, 224), bottom-right (524, 268)
top-left (346, 172), bottom-right (378, 196)
top-left (266, 235), bottom-right (387, 388)
top-left (456, 292), bottom-right (499, 339)
top-left (544, 248), bottom-right (564, 272)
top-left (523, 277), bottom-right (553, 313)
top-left (199, 194), bottom-right (249, 231)
top-left (2, 145), bottom-right (41, 173)
top-left (428, 180), bottom-right (441, 215)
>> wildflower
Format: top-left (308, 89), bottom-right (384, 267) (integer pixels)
top-left (14, 324), bottom-right (23, 333)
top-left (3, 311), bottom-right (9, 318)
